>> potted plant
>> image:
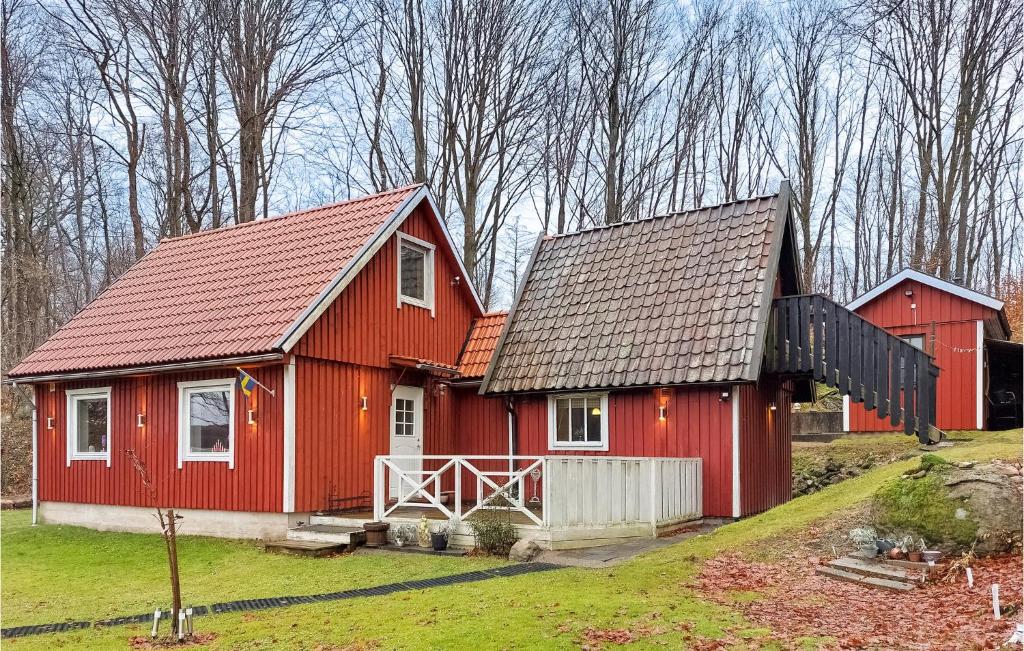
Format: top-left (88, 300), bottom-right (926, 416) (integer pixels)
top-left (391, 524), bottom-right (416, 548)
top-left (907, 538), bottom-right (926, 563)
top-left (431, 517), bottom-right (459, 551)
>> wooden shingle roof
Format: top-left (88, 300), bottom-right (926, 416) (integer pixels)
top-left (482, 188), bottom-right (793, 393)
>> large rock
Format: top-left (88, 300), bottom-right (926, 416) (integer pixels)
top-left (871, 459), bottom-right (1022, 555)
top-left (508, 538), bottom-right (541, 562)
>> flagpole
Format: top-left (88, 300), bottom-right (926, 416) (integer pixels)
top-left (236, 367), bottom-right (276, 397)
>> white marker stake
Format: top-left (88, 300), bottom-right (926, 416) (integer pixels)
top-left (967, 568), bottom-right (974, 588)
top-left (178, 611), bottom-right (186, 641)
top-left (992, 584), bottom-right (1001, 620)
top-left (151, 609), bottom-right (161, 638)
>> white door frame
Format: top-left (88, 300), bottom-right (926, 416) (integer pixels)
top-left (390, 385), bottom-right (424, 499)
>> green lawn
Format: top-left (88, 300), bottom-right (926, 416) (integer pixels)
top-left (3, 429), bottom-right (1019, 649)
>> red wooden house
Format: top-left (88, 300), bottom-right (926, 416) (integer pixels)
top-left (9, 183), bottom-right (936, 548)
top-left (843, 269), bottom-right (1022, 433)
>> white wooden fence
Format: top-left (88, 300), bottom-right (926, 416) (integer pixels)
top-left (542, 457), bottom-right (702, 529)
top-left (373, 455), bottom-right (701, 532)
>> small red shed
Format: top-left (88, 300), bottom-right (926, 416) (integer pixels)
top-left (844, 269), bottom-right (1022, 433)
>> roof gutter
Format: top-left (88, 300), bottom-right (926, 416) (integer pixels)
top-left (5, 353), bottom-right (284, 384)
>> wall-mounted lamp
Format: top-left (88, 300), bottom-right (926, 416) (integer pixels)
top-left (658, 405), bottom-right (667, 421)
top-left (47, 417), bottom-right (55, 430)
top-left (769, 402), bottom-right (777, 411)
top-left (247, 409), bottom-right (257, 425)
top-left (360, 396), bottom-right (368, 412)
top-left (719, 390), bottom-right (730, 402)
top-left (137, 413), bottom-right (146, 428)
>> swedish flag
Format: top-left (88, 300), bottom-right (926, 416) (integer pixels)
top-left (238, 370), bottom-right (258, 400)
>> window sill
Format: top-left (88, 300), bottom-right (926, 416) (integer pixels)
top-left (399, 296), bottom-right (433, 311)
top-left (68, 453), bottom-right (111, 465)
top-left (548, 442), bottom-right (608, 452)
top-left (179, 454), bottom-right (234, 468)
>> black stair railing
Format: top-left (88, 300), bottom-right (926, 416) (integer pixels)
top-left (767, 294), bottom-right (939, 442)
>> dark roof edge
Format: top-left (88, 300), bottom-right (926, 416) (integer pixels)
top-left (479, 234), bottom-right (546, 395)
top-left (483, 378), bottom-right (754, 397)
top-left (744, 180), bottom-right (796, 381)
top-left (6, 352), bottom-right (285, 384)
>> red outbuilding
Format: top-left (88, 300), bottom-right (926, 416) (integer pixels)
top-left (843, 269), bottom-right (1022, 433)
top-left (9, 183), bottom-right (937, 548)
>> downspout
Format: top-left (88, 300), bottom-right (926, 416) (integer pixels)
top-left (505, 397), bottom-right (517, 478)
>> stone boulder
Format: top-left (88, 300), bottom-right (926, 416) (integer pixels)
top-left (508, 538), bottom-right (541, 562)
top-left (871, 457), bottom-right (1022, 555)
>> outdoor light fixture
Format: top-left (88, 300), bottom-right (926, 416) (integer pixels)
top-left (47, 417), bottom-right (54, 430)
top-left (658, 405), bottom-right (667, 421)
top-left (719, 390), bottom-right (730, 402)
top-left (247, 409), bottom-right (257, 425)
top-left (769, 402), bottom-right (777, 411)
top-left (360, 396), bottom-right (368, 411)
top-left (591, 406), bottom-right (601, 416)
top-left (137, 413), bottom-right (146, 428)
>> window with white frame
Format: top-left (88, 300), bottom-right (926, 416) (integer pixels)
top-left (547, 393), bottom-right (609, 450)
top-left (397, 233), bottom-right (435, 312)
top-left (66, 387), bottom-right (112, 465)
top-left (178, 379), bottom-right (235, 467)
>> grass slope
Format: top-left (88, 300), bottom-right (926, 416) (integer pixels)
top-left (4, 429), bottom-right (1019, 649)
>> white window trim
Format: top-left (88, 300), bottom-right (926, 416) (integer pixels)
top-left (396, 232), bottom-right (436, 316)
top-left (177, 378), bottom-right (236, 469)
top-left (547, 393), bottom-right (610, 451)
top-left (66, 387), bottom-right (112, 466)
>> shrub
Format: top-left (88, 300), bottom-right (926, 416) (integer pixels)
top-left (468, 510), bottom-right (518, 556)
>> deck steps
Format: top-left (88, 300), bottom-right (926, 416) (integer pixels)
top-left (264, 539), bottom-right (350, 557)
top-left (815, 555), bottom-right (926, 592)
top-left (287, 524), bottom-right (366, 546)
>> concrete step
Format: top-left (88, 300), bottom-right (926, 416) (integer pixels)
top-left (264, 539), bottom-right (348, 557)
top-left (287, 524), bottom-right (366, 546)
top-left (828, 557), bottom-right (924, 583)
top-left (815, 565), bottom-right (917, 592)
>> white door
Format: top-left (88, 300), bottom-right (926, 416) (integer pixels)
top-left (390, 386), bottom-right (424, 499)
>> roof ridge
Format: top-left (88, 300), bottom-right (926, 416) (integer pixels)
top-left (542, 191), bottom-right (780, 241)
top-left (158, 184), bottom-right (424, 245)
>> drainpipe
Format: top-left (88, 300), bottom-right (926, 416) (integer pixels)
top-left (505, 397), bottom-right (517, 478)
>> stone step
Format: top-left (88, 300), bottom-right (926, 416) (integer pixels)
top-left (828, 557), bottom-right (924, 583)
top-left (850, 550), bottom-right (939, 577)
top-left (287, 524), bottom-right (366, 546)
top-left (264, 539), bottom-right (349, 557)
top-left (815, 565), bottom-right (917, 592)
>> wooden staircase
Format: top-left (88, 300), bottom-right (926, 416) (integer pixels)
top-left (815, 553), bottom-right (935, 592)
top-left (265, 515), bottom-right (367, 556)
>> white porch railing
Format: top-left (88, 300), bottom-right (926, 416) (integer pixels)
top-left (374, 455), bottom-right (547, 526)
top-left (372, 455), bottom-right (702, 531)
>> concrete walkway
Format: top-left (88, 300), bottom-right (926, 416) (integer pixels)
top-left (536, 519), bottom-right (727, 568)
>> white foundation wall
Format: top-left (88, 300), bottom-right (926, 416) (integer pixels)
top-left (39, 501), bottom-right (304, 540)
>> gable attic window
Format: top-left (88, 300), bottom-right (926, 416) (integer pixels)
top-left (547, 393), bottom-right (609, 451)
top-left (66, 387), bottom-right (112, 466)
top-left (397, 232), bottom-right (435, 314)
top-left (178, 379), bottom-right (235, 468)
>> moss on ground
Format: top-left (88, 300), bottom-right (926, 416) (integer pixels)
top-left (871, 471), bottom-right (977, 547)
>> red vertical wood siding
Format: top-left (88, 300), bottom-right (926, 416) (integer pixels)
top-left (452, 386), bottom-right (740, 518)
top-left (35, 366), bottom-right (284, 512)
top-left (738, 378), bottom-right (793, 516)
top-left (293, 202), bottom-right (477, 368)
top-left (848, 279), bottom-right (995, 431)
top-left (292, 356), bottom-right (458, 512)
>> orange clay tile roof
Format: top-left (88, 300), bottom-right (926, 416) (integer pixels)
top-left (457, 312), bottom-right (508, 378)
top-left (9, 185), bottom-right (422, 379)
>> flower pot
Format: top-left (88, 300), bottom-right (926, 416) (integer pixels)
top-left (922, 550), bottom-right (942, 563)
top-left (907, 551), bottom-right (922, 562)
top-left (887, 548), bottom-right (904, 560)
top-left (430, 532), bottom-right (449, 551)
top-left (363, 521), bottom-right (389, 547)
